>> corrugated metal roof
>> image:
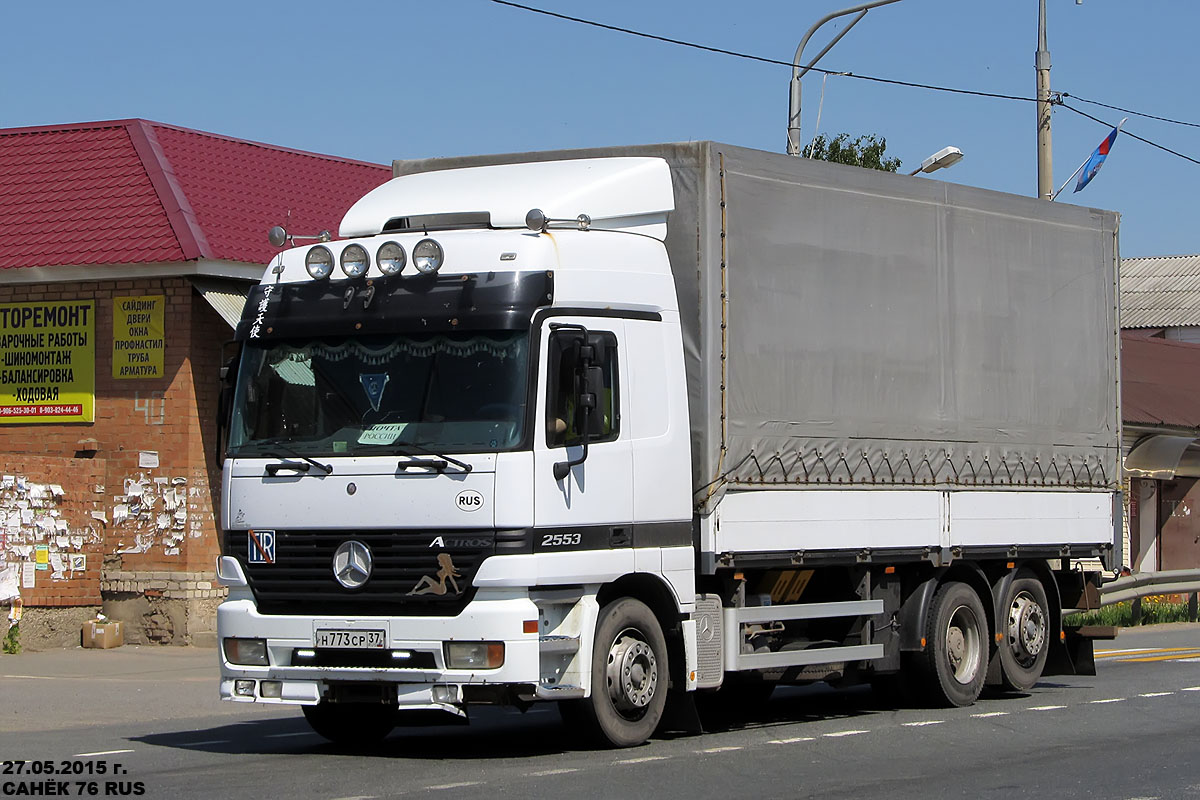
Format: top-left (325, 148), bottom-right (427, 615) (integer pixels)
top-left (1120, 254), bottom-right (1200, 328)
top-left (189, 277), bottom-right (251, 329)
top-left (0, 119), bottom-right (391, 271)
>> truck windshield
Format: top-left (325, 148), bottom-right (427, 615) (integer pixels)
top-left (228, 331), bottom-right (530, 456)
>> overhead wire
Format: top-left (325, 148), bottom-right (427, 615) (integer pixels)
top-left (1058, 103), bottom-right (1200, 167)
top-left (489, 0), bottom-right (1200, 167)
top-left (488, 0), bottom-right (1035, 103)
top-left (1062, 94), bottom-right (1200, 130)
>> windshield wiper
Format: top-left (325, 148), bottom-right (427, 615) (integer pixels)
top-left (395, 442), bottom-right (472, 474)
top-left (249, 439), bottom-right (333, 475)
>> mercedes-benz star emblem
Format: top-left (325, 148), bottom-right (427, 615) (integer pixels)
top-left (332, 540), bottom-right (372, 589)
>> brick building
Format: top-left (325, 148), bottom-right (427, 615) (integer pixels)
top-left (0, 119), bottom-right (389, 647)
top-left (1119, 255), bottom-right (1200, 573)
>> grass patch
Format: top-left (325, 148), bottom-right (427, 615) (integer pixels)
top-left (1065, 596), bottom-right (1195, 627)
top-left (2, 623), bottom-right (20, 655)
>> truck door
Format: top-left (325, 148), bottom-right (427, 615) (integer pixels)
top-left (533, 317), bottom-right (633, 537)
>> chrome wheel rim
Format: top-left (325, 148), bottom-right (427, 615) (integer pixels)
top-left (1007, 591), bottom-right (1046, 668)
top-left (606, 627), bottom-right (658, 718)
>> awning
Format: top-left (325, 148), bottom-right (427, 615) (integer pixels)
top-left (1126, 434), bottom-right (1197, 479)
top-left (189, 277), bottom-right (253, 330)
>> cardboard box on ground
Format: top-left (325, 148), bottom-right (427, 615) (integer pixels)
top-left (81, 617), bottom-right (123, 648)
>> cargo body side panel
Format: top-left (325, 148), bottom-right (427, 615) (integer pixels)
top-left (393, 142), bottom-right (1122, 515)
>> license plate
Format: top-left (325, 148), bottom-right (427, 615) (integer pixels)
top-left (315, 629), bottom-right (386, 649)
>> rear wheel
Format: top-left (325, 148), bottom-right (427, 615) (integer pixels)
top-left (917, 581), bottom-right (988, 707)
top-left (997, 573), bottom-right (1050, 691)
top-left (572, 597), bottom-right (669, 748)
top-left (302, 701), bottom-right (397, 745)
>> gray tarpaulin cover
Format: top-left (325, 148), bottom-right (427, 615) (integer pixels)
top-left (395, 142), bottom-right (1121, 513)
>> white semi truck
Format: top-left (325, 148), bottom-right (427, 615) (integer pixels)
top-left (216, 142), bottom-right (1121, 747)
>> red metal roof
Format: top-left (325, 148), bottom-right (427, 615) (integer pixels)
top-left (0, 119), bottom-right (390, 270)
top-left (1122, 331), bottom-right (1200, 429)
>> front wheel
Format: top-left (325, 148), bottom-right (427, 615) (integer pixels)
top-left (917, 581), bottom-right (989, 707)
top-left (570, 597), bottom-right (669, 748)
top-left (302, 701), bottom-right (397, 746)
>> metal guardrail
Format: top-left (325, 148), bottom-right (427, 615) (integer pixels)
top-left (1098, 568), bottom-right (1200, 607)
top-left (1063, 568), bottom-right (1200, 620)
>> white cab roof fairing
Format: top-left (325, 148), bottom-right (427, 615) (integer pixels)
top-left (339, 157), bottom-right (675, 241)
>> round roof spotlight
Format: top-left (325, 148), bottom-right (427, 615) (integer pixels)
top-left (305, 245), bottom-right (334, 279)
top-left (413, 238), bottom-right (444, 275)
top-left (377, 241), bottom-right (406, 276)
top-left (525, 208), bottom-right (548, 232)
top-left (340, 243), bottom-right (370, 278)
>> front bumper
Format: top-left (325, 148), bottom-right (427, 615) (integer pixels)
top-left (217, 590), bottom-right (542, 709)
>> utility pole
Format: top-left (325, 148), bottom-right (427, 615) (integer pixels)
top-left (1036, 0), bottom-right (1053, 199)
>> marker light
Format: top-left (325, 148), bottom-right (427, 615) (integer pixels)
top-left (305, 245), bottom-right (334, 279)
top-left (413, 238), bottom-right (444, 274)
top-left (377, 241), bottom-right (406, 276)
top-left (340, 243), bottom-right (370, 278)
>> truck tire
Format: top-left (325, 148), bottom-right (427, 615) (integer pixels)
top-left (997, 572), bottom-right (1050, 692)
top-left (918, 581), bottom-right (988, 707)
top-left (573, 597), bottom-right (668, 748)
top-left (302, 701), bottom-right (397, 746)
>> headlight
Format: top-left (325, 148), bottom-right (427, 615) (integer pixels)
top-left (224, 637), bottom-right (268, 666)
top-left (340, 243), bottom-right (369, 278)
top-left (413, 238), bottom-right (444, 274)
top-left (377, 241), bottom-right (406, 276)
top-left (444, 641), bottom-right (504, 669)
top-left (305, 246), bottom-right (334, 279)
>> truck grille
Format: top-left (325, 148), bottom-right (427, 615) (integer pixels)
top-left (223, 528), bottom-right (529, 616)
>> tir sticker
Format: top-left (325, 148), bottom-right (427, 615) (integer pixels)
top-left (247, 529), bottom-right (276, 564)
top-left (455, 489), bottom-right (484, 512)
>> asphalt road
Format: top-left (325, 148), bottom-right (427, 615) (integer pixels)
top-left (3, 624), bottom-right (1199, 800)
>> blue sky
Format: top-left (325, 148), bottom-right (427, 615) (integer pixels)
top-left (4, 1), bottom-right (1196, 256)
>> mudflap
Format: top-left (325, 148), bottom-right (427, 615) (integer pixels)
top-left (658, 689), bottom-right (704, 736)
top-left (1045, 626), bottom-right (1117, 677)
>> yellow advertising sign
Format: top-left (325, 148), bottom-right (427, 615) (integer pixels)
top-left (113, 296), bottom-right (165, 379)
top-left (0, 301), bottom-right (95, 424)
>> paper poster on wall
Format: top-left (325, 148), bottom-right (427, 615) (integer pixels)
top-left (113, 296), bottom-right (165, 379)
top-left (0, 565), bottom-right (18, 601)
top-left (0, 300), bottom-right (95, 423)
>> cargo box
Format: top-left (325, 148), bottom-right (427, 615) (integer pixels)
top-left (81, 619), bottom-right (123, 649)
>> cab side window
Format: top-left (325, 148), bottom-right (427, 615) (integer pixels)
top-left (546, 330), bottom-right (619, 448)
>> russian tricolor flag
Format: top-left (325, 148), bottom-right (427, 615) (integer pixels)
top-left (1074, 121), bottom-right (1125, 193)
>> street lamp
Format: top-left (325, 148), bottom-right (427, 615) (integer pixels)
top-left (908, 146), bottom-right (964, 176)
top-left (787, 0), bottom-right (905, 156)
